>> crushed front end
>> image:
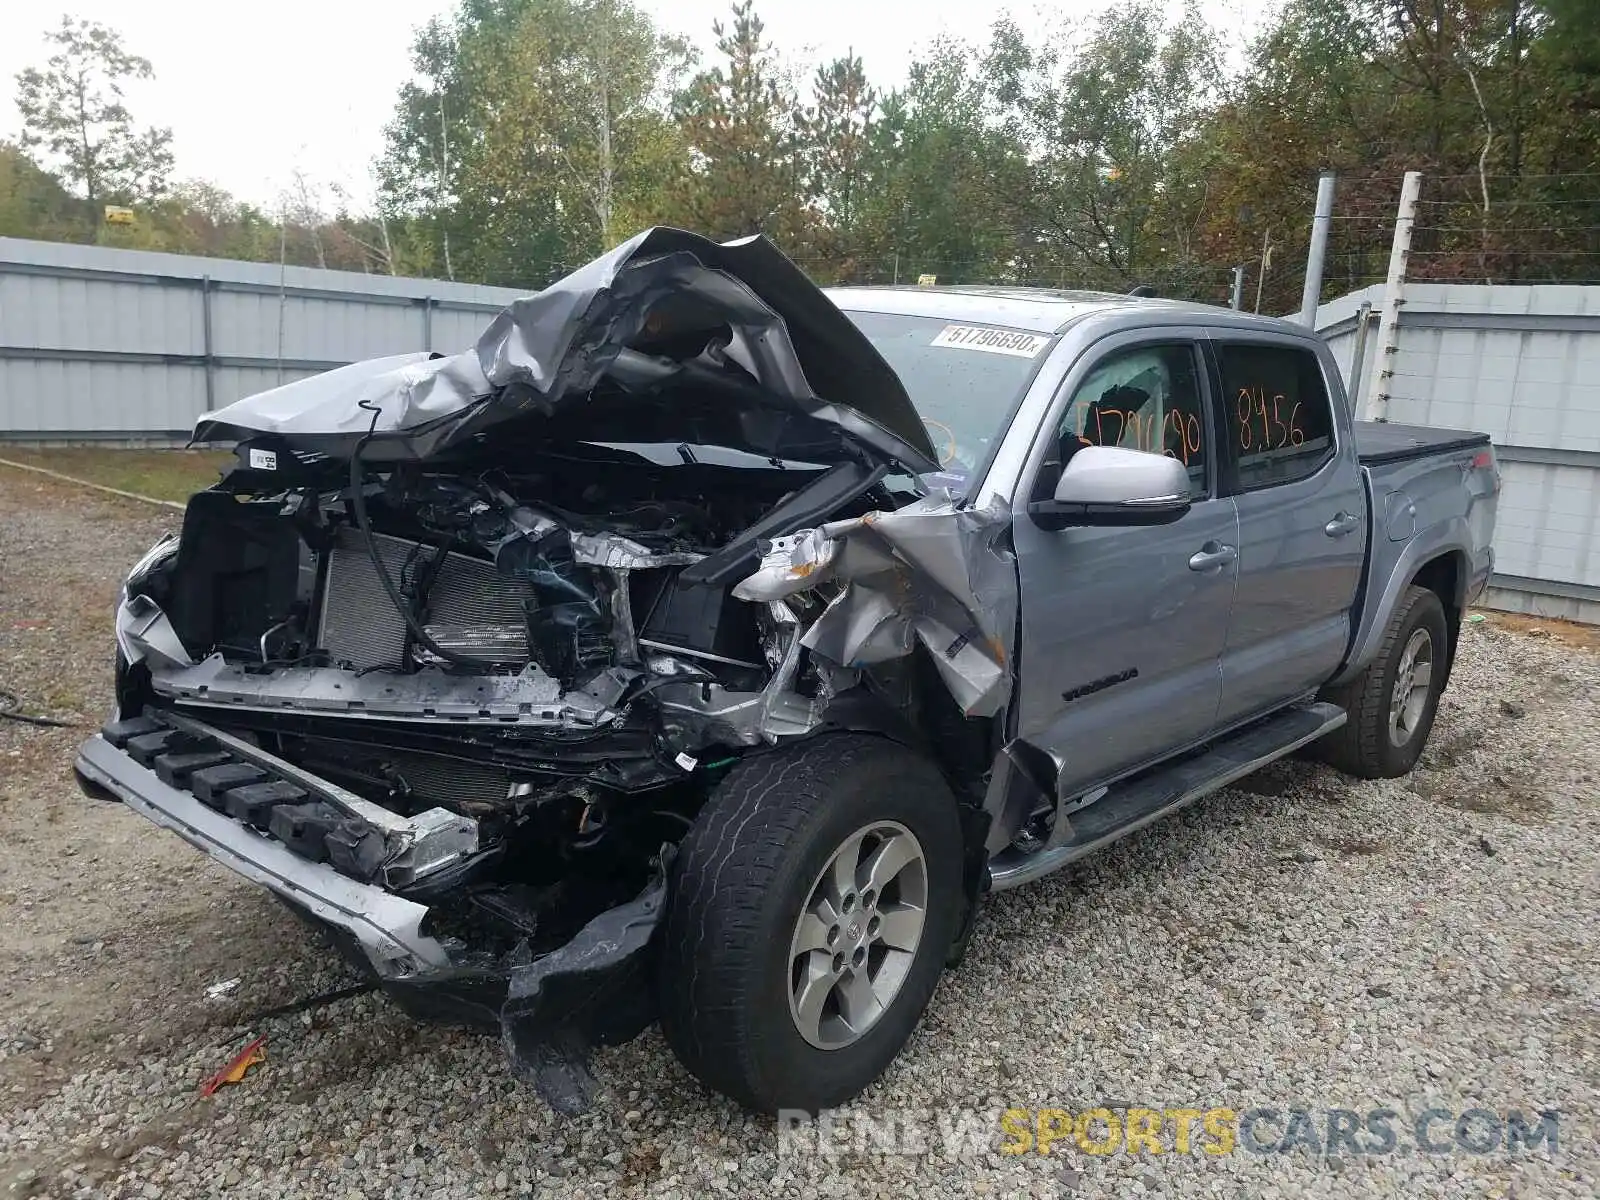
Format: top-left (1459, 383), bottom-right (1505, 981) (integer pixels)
top-left (76, 229), bottom-right (1018, 1108)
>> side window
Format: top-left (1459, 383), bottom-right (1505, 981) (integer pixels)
top-left (1032, 343), bottom-right (1208, 502)
top-left (1215, 343), bottom-right (1335, 490)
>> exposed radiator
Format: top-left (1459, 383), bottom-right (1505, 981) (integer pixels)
top-left (317, 526), bottom-right (532, 671)
top-left (295, 739), bottom-right (515, 812)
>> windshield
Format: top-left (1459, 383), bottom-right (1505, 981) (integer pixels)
top-left (840, 309), bottom-right (1052, 481)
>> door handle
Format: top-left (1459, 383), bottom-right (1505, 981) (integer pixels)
top-left (1324, 511), bottom-right (1361, 537)
top-left (1188, 543), bottom-right (1238, 572)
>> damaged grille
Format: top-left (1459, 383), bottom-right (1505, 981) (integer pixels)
top-left (318, 527), bottom-right (531, 671)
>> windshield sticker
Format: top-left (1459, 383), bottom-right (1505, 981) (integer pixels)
top-left (930, 325), bottom-right (1050, 358)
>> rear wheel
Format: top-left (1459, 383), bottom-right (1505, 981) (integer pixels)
top-left (1315, 585), bottom-right (1449, 778)
top-left (656, 734), bottom-right (964, 1113)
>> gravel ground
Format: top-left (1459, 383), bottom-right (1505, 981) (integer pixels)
top-left (1, 464), bottom-right (1596, 1199)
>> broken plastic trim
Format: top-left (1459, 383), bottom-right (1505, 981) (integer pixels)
top-left (499, 871), bottom-right (667, 1115)
top-left (159, 711), bottom-right (480, 888)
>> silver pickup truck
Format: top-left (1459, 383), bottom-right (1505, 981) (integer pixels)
top-left (75, 230), bottom-right (1498, 1115)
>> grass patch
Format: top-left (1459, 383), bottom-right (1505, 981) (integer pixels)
top-left (0, 447), bottom-right (230, 503)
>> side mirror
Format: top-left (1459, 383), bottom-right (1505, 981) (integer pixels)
top-left (1029, 445), bottom-right (1191, 531)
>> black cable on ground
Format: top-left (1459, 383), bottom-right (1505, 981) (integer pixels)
top-left (0, 688), bottom-right (80, 728)
top-left (247, 981), bottom-right (377, 1023)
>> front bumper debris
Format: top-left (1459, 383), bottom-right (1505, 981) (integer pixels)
top-left (81, 711), bottom-right (478, 890)
top-left (75, 717), bottom-right (665, 1110)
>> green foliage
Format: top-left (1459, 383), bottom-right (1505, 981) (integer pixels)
top-left (1000, 1), bottom-right (1225, 289)
top-left (798, 54), bottom-right (876, 272)
top-left (13, 17), bottom-right (174, 231)
top-left (850, 36), bottom-right (1029, 285)
top-left (671, 1), bottom-right (812, 246)
top-left (0, 141), bottom-right (80, 240)
top-left (5, 0), bottom-right (1598, 304)
top-left (1189, 0), bottom-right (1600, 310)
top-left (377, 0), bottom-right (689, 286)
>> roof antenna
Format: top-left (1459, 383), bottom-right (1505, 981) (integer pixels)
top-left (1127, 284), bottom-right (1158, 297)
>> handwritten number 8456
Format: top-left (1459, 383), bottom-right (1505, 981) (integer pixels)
top-left (1237, 388), bottom-right (1304, 452)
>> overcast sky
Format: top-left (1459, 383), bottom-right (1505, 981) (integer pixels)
top-left (1, 0), bottom-right (1271, 212)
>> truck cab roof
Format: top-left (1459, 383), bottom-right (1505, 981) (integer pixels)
top-left (825, 284), bottom-right (1315, 339)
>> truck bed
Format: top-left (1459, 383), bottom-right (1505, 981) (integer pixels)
top-left (1355, 421), bottom-right (1490, 466)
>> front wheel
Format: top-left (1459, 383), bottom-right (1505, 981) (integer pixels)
top-left (656, 734), bottom-right (964, 1113)
top-left (1315, 584), bottom-right (1449, 779)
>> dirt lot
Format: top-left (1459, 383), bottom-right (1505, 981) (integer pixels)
top-left (0, 449), bottom-right (229, 505)
top-left (1, 463), bottom-right (1596, 1199)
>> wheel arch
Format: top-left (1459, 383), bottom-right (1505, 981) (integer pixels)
top-left (1411, 550), bottom-right (1467, 689)
top-left (816, 655), bottom-right (1002, 952)
top-left (1332, 520), bottom-right (1473, 688)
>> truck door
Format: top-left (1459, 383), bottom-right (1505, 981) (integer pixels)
top-left (1207, 336), bottom-right (1367, 727)
top-left (1010, 334), bottom-right (1238, 800)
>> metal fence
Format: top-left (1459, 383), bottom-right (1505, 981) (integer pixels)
top-left (4, 237), bottom-right (1596, 622)
top-left (0, 237), bottom-right (528, 442)
top-left (1317, 281), bottom-right (1600, 623)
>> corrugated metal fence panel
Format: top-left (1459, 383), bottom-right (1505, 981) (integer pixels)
top-left (1310, 283), bottom-right (1383, 391)
top-left (431, 306), bottom-right (497, 350)
top-left (212, 289), bottom-right (425, 361)
top-left (0, 268), bottom-right (202, 355)
top-left (1315, 281), bottom-right (1600, 622)
top-left (0, 236), bottom-right (528, 438)
top-left (0, 357), bottom-right (204, 433)
top-left (1493, 460), bottom-right (1600, 587)
top-left (1384, 285), bottom-right (1600, 454)
top-left (214, 365), bottom-right (326, 410)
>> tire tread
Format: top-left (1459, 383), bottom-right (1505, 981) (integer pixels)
top-left (657, 734), bottom-right (956, 1111)
top-left (1316, 584), bottom-right (1445, 778)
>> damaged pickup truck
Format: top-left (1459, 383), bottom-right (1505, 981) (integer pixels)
top-left (77, 228), bottom-right (1500, 1114)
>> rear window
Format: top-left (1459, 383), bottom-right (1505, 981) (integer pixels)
top-left (1214, 343), bottom-right (1335, 489)
top-left (840, 310), bottom-right (1051, 479)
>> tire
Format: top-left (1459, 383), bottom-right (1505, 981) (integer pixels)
top-left (1315, 585), bottom-right (1449, 779)
top-left (657, 733), bottom-right (964, 1113)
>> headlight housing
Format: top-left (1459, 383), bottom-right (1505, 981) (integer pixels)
top-left (114, 535), bottom-right (181, 665)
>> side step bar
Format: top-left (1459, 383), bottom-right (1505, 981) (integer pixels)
top-left (987, 701), bottom-right (1346, 891)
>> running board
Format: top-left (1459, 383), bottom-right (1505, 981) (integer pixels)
top-left (987, 701), bottom-right (1346, 891)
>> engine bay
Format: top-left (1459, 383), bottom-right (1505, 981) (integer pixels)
top-left (113, 439), bottom-right (905, 951)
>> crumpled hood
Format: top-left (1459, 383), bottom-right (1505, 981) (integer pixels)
top-left (191, 228), bottom-right (939, 471)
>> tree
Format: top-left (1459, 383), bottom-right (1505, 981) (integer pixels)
top-left (13, 17), bottom-right (175, 234)
top-left (0, 141), bottom-right (80, 241)
top-left (1181, 0), bottom-right (1600, 304)
top-left (378, 0), bottom-right (687, 286)
top-left (1000, 1), bottom-right (1224, 290)
top-left (672, 1), bottom-right (812, 245)
top-left (800, 54), bottom-right (876, 269)
top-left (469, 0), bottom-right (688, 253)
top-left (852, 36), bottom-right (1030, 285)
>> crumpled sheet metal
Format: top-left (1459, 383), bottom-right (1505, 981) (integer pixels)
top-left (190, 228), bottom-right (937, 470)
top-left (191, 351), bottom-right (496, 462)
top-left (734, 492), bottom-right (1018, 717)
top-left (569, 531), bottom-right (705, 571)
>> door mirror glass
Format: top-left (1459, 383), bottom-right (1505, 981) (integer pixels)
top-left (1029, 445), bottom-right (1191, 530)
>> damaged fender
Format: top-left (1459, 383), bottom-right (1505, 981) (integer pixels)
top-left (734, 491), bottom-right (1019, 717)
